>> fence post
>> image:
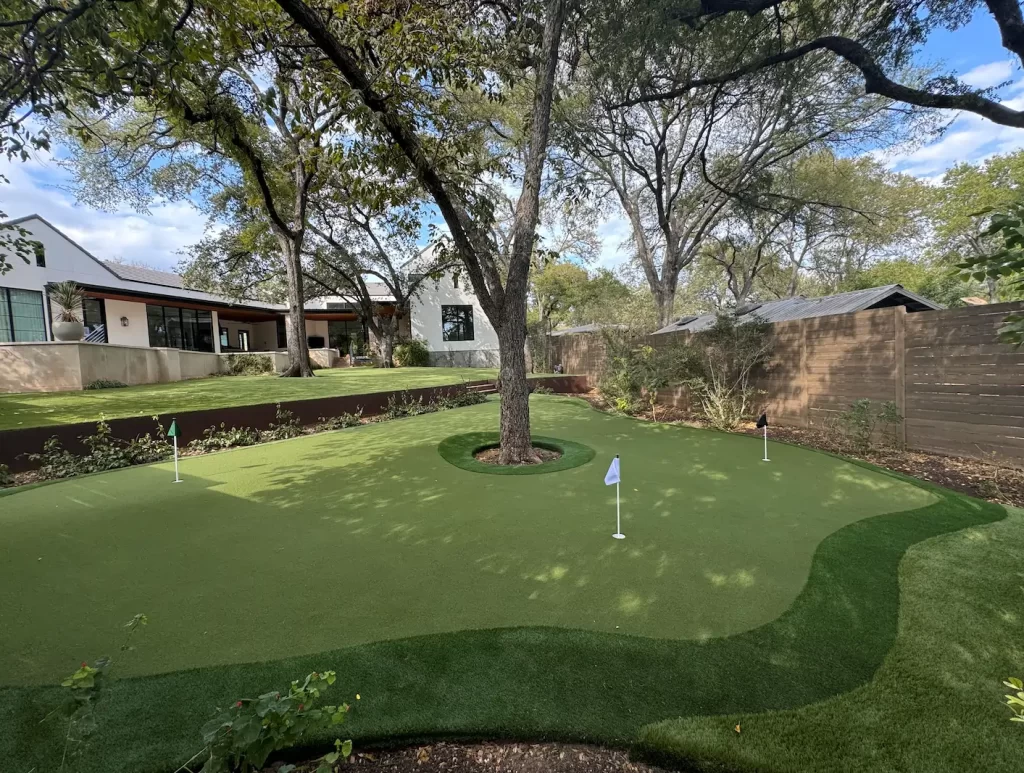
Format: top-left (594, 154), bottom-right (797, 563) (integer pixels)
top-left (799, 318), bottom-right (810, 427)
top-left (894, 305), bottom-right (907, 450)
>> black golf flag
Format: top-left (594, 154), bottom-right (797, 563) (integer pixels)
top-left (756, 413), bottom-right (768, 429)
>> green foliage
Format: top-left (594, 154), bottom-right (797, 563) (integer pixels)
top-left (392, 339), bottom-right (431, 368)
top-left (531, 384), bottom-right (555, 395)
top-left (226, 353), bottom-right (273, 376)
top-left (434, 391), bottom-right (487, 410)
top-left (836, 399), bottom-right (904, 453)
top-left (200, 671), bottom-right (351, 773)
top-left (27, 419), bottom-right (170, 480)
top-left (316, 411), bottom-right (364, 431)
top-left (382, 393), bottom-right (434, 419)
top-left (260, 404), bottom-right (302, 441)
top-left (959, 202), bottom-right (1024, 347)
top-left (49, 280), bottom-right (85, 323)
top-left (1004, 677), bottom-right (1024, 723)
top-left (188, 424), bottom-right (261, 453)
top-left (84, 379), bottom-right (128, 391)
top-left (841, 258), bottom-right (982, 308)
top-left (679, 316), bottom-right (774, 430)
top-left (0, 463), bottom-right (12, 486)
top-left (599, 333), bottom-right (683, 419)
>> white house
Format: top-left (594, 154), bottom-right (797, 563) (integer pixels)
top-left (0, 215), bottom-right (498, 391)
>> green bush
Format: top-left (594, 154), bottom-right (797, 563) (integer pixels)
top-left (226, 353), bottom-right (273, 376)
top-left (531, 384), bottom-right (555, 395)
top-left (837, 399), bottom-right (904, 454)
top-left (382, 392), bottom-right (436, 420)
top-left (599, 334), bottom-right (681, 420)
top-left (435, 391), bottom-right (487, 410)
top-left (392, 338), bottom-right (431, 367)
top-left (200, 671), bottom-right (351, 773)
top-left (84, 379), bottom-right (128, 390)
top-left (260, 404), bottom-right (302, 441)
top-left (317, 411), bottom-right (363, 431)
top-left (0, 463), bottom-right (12, 486)
top-left (27, 419), bottom-right (171, 480)
top-left (1004, 677), bottom-right (1024, 722)
top-left (188, 424), bottom-right (261, 452)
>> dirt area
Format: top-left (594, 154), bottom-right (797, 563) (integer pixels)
top-left (474, 446), bottom-right (562, 465)
top-left (272, 742), bottom-right (667, 773)
top-left (577, 391), bottom-right (1024, 509)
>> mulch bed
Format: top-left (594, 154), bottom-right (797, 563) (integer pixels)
top-left (474, 446), bottom-right (562, 465)
top-left (576, 391), bottom-right (1024, 509)
top-left (272, 742), bottom-right (667, 773)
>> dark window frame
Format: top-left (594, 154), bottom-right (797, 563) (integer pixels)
top-left (145, 304), bottom-right (214, 352)
top-left (276, 317), bottom-right (287, 349)
top-left (82, 296), bottom-right (107, 343)
top-left (32, 241), bottom-right (45, 267)
top-left (219, 326), bottom-right (229, 349)
top-left (441, 304), bottom-right (474, 342)
top-left (0, 287), bottom-right (47, 343)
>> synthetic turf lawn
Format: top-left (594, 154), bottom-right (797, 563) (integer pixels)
top-left (0, 366), bottom-right (500, 429)
top-left (0, 396), bottom-right (933, 684)
top-left (0, 397), bottom-right (1006, 773)
top-left (437, 431), bottom-right (596, 474)
top-left (636, 506), bottom-right (1024, 773)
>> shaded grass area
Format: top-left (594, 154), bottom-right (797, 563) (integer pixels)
top-left (0, 366), bottom-right (499, 429)
top-left (437, 431), bottom-right (596, 474)
top-left (0, 399), bottom-right (1007, 772)
top-left (636, 506), bottom-right (1024, 773)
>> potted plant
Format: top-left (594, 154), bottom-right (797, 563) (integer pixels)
top-left (49, 281), bottom-right (86, 341)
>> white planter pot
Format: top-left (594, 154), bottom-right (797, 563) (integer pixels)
top-left (53, 321), bottom-right (85, 342)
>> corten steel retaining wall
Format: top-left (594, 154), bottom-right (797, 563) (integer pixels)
top-left (0, 375), bottom-right (588, 473)
top-left (550, 303), bottom-right (1024, 467)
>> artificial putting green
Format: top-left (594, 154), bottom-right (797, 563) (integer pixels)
top-left (0, 396), bottom-right (1008, 773)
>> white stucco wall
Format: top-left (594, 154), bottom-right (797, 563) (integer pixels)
top-left (103, 299), bottom-right (151, 347)
top-left (410, 270), bottom-right (498, 366)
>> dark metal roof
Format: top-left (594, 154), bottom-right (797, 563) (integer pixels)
top-left (102, 261), bottom-right (185, 289)
top-left (653, 284), bottom-right (944, 335)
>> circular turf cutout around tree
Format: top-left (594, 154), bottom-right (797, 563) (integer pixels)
top-left (438, 432), bottom-right (595, 475)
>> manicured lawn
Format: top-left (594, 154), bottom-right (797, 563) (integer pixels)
top-left (0, 367), bottom-right (497, 430)
top-left (0, 397), bottom-right (1012, 773)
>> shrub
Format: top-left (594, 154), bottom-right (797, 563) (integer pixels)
top-left (392, 338), bottom-right (431, 367)
top-left (1005, 677), bottom-right (1024, 723)
top-left (260, 404), bottom-right (302, 441)
top-left (678, 315), bottom-right (773, 430)
top-left (188, 424), bottom-right (261, 452)
top-left (226, 353), bottom-right (273, 376)
top-left (200, 670), bottom-right (352, 773)
top-left (381, 392), bottom-right (436, 420)
top-left (0, 463), bottom-right (12, 487)
top-left (27, 419), bottom-right (171, 480)
top-left (599, 332), bottom-right (682, 420)
top-left (435, 391), bottom-right (487, 410)
top-left (84, 379), bottom-right (128, 390)
top-left (531, 384), bottom-right (555, 395)
top-left (837, 399), bottom-right (904, 454)
top-left (317, 411), bottom-right (363, 431)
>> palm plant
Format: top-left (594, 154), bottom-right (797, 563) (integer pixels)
top-left (49, 281), bottom-right (84, 323)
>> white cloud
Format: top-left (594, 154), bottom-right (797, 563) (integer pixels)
top-left (0, 152), bottom-right (209, 271)
top-left (595, 216), bottom-right (632, 270)
top-left (960, 60), bottom-right (1014, 89)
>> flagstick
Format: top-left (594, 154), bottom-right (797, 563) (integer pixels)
top-left (613, 479), bottom-right (625, 540)
top-left (173, 434), bottom-right (182, 483)
top-left (762, 425), bottom-right (770, 463)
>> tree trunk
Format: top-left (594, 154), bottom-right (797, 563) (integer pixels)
top-left (379, 316), bottom-right (396, 368)
top-left (498, 317), bottom-right (535, 464)
top-left (279, 240), bottom-right (314, 378)
top-left (655, 281), bottom-right (677, 328)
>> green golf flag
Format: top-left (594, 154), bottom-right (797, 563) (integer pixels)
top-left (167, 419), bottom-right (179, 439)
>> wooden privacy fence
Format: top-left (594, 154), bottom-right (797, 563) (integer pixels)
top-left (551, 302), bottom-right (1024, 466)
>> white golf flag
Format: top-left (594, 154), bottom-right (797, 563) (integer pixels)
top-left (604, 456), bottom-right (621, 486)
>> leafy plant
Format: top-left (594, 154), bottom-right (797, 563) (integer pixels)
top-left (392, 338), bottom-right (431, 367)
top-left (84, 379), bottom-right (128, 390)
top-left (877, 400), bottom-right (904, 449)
top-left (317, 411), bottom-right (364, 431)
top-left (679, 315), bottom-right (773, 430)
top-left (837, 400), bottom-right (904, 454)
top-left (260, 404), bottom-right (302, 441)
top-left (1004, 677), bottom-right (1024, 722)
top-left (26, 419), bottom-right (171, 480)
top-left (599, 332), bottom-right (681, 418)
top-left (434, 390), bottom-right (487, 410)
top-left (531, 384), bottom-right (555, 395)
top-left (199, 671), bottom-right (351, 773)
top-left (189, 423), bottom-right (261, 452)
top-left (49, 280), bottom-right (85, 323)
top-left (958, 204), bottom-right (1024, 347)
top-left (226, 353), bottom-right (273, 376)
top-left (382, 392), bottom-right (436, 419)
top-left (0, 463), bottom-right (12, 486)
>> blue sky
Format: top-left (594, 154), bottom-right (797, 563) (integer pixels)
top-left (1, 8), bottom-right (1020, 273)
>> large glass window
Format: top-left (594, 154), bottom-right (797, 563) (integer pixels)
top-left (441, 305), bottom-right (474, 342)
top-left (0, 287), bottom-right (47, 343)
top-left (146, 304), bottom-right (214, 351)
top-left (82, 297), bottom-right (107, 343)
top-left (328, 319), bottom-right (366, 354)
top-left (276, 317), bottom-right (287, 349)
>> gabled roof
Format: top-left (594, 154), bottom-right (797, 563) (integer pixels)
top-left (102, 261), bottom-right (185, 289)
top-left (653, 284), bottom-right (944, 335)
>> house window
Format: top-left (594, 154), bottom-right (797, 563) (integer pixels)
top-left (145, 304), bottom-right (213, 351)
top-left (442, 304), bottom-right (474, 342)
top-left (219, 327), bottom-right (229, 348)
top-left (0, 287), bottom-right (47, 342)
top-left (276, 317), bottom-right (287, 348)
top-left (452, 274), bottom-right (458, 289)
top-left (33, 242), bottom-right (45, 267)
top-left (82, 297), bottom-right (107, 343)
top-left (328, 319), bottom-right (366, 353)
top-left (237, 330), bottom-right (250, 351)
